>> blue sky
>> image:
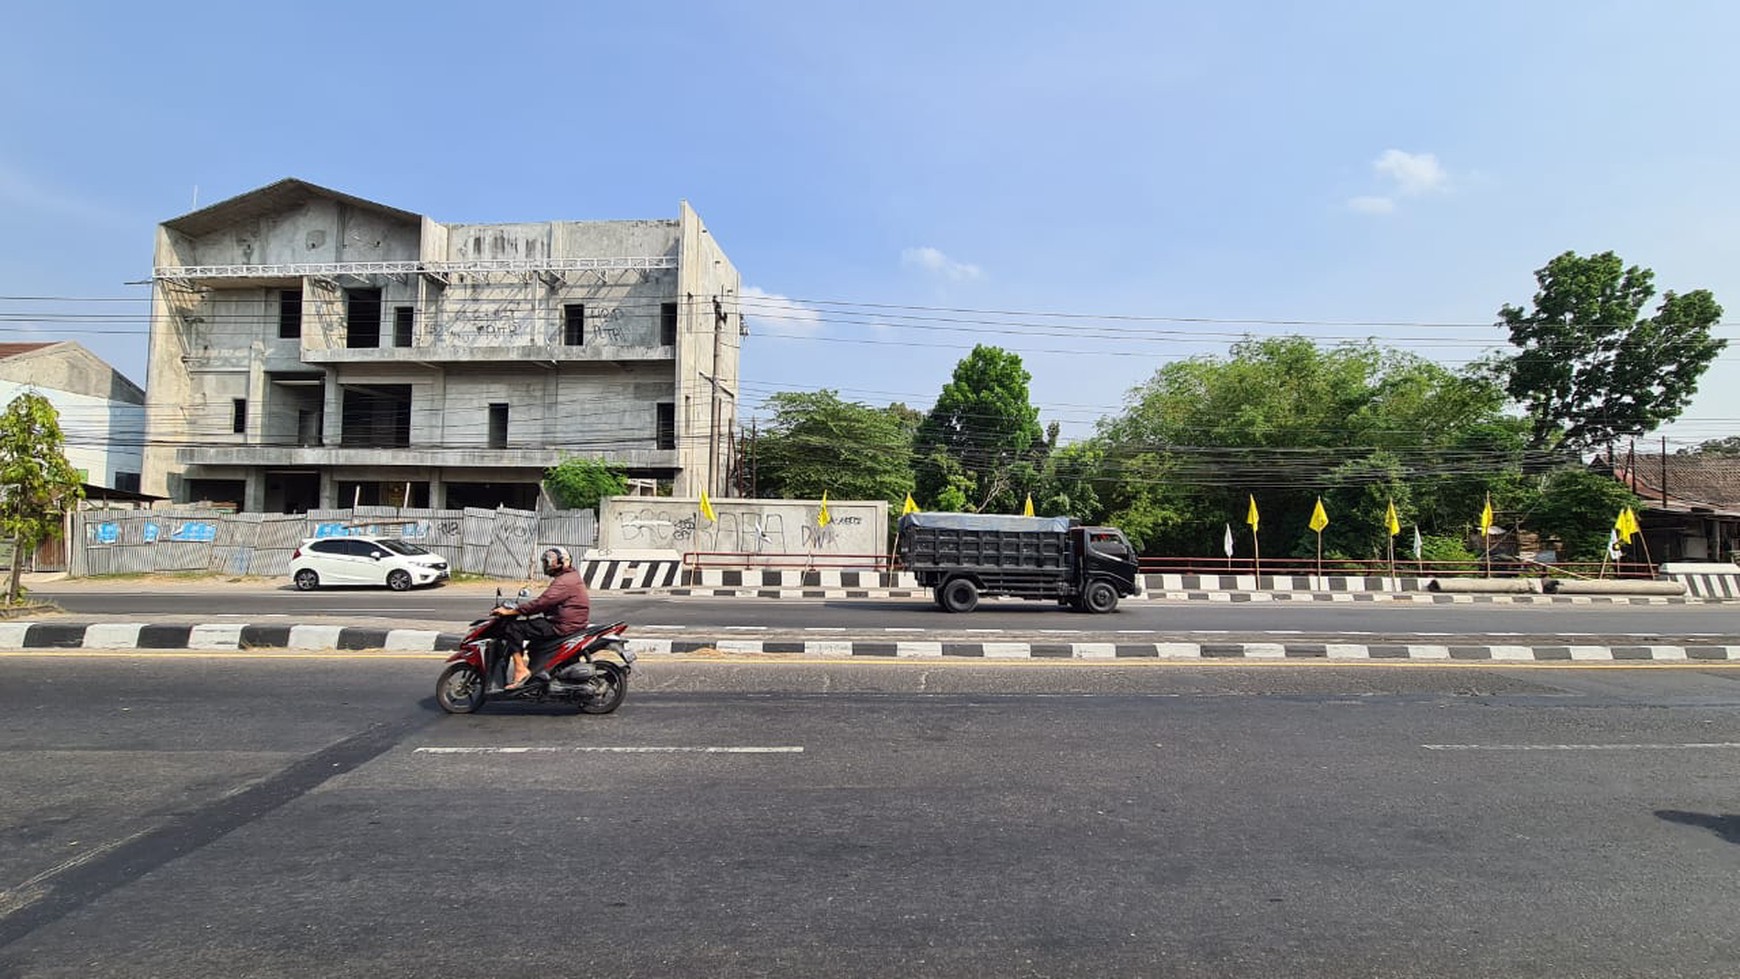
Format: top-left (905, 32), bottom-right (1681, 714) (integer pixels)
top-left (4, 0), bottom-right (1738, 446)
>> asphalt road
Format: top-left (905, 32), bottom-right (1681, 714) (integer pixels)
top-left (23, 579), bottom-right (1740, 642)
top-left (4, 654), bottom-right (1740, 977)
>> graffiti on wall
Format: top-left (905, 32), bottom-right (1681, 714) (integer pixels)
top-left (602, 501), bottom-right (885, 556)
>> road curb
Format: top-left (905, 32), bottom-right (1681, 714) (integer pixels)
top-left (9, 622), bottom-right (1740, 664)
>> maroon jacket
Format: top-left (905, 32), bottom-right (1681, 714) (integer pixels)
top-left (515, 567), bottom-right (591, 634)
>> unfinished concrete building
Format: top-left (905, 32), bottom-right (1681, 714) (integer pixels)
top-left (144, 179), bottom-right (742, 512)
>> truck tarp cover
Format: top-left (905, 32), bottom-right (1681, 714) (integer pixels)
top-left (899, 513), bottom-right (1073, 534)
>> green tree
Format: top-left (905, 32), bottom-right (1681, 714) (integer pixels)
top-left (1500, 250), bottom-right (1725, 449)
top-left (544, 456), bottom-right (628, 510)
top-left (752, 390), bottom-right (915, 506)
top-left (1522, 467), bottom-right (1640, 562)
top-left (1679, 436), bottom-right (1740, 456)
top-left (913, 345), bottom-right (1043, 513)
top-left (1094, 338), bottom-right (1528, 556)
top-left (0, 394), bottom-right (83, 604)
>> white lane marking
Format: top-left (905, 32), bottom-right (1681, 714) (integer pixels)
top-left (723, 625), bottom-right (768, 631)
top-left (415, 746), bottom-right (804, 754)
top-left (641, 625), bottom-right (684, 631)
top-left (1424, 743), bottom-right (1740, 751)
top-left (804, 627), bottom-right (847, 632)
top-left (885, 628), bottom-right (924, 633)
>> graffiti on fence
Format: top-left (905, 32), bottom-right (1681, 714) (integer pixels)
top-left (603, 502), bottom-right (886, 554)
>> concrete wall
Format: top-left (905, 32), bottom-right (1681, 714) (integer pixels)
top-left (597, 496), bottom-right (888, 563)
top-left (674, 202), bottom-right (742, 498)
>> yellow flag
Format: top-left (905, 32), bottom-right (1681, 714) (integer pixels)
top-left (1385, 500), bottom-right (1400, 537)
top-left (902, 493), bottom-right (919, 516)
top-left (1246, 495), bottom-right (1259, 532)
top-left (1309, 497), bottom-right (1329, 533)
top-left (699, 489), bottom-right (716, 523)
top-left (1022, 494), bottom-right (1035, 517)
top-left (1479, 495), bottom-right (1494, 535)
top-left (1615, 506), bottom-right (1639, 543)
top-left (818, 491), bottom-right (831, 528)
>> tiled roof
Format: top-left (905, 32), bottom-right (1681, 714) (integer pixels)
top-left (0, 342), bottom-right (56, 360)
top-left (1602, 453), bottom-right (1740, 514)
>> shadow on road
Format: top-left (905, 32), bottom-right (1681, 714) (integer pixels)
top-left (1655, 809), bottom-right (1740, 843)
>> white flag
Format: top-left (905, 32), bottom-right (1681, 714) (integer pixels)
top-left (1223, 523), bottom-right (1234, 558)
top-left (1607, 528), bottom-right (1623, 560)
top-left (1412, 525), bottom-right (1422, 560)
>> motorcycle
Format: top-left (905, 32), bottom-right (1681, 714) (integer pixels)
top-left (435, 591), bottom-right (635, 714)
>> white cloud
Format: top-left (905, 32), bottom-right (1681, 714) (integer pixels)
top-left (901, 246), bottom-right (982, 281)
top-left (1373, 149), bottom-right (1448, 196)
top-left (1347, 149), bottom-right (1451, 215)
top-left (1346, 195), bottom-right (1396, 215)
top-left (740, 286), bottom-right (823, 333)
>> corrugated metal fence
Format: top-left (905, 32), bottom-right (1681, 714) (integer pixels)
top-left (70, 507), bottom-right (597, 579)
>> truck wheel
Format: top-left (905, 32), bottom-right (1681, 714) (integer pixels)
top-left (940, 578), bottom-right (979, 613)
top-left (1084, 580), bottom-right (1119, 613)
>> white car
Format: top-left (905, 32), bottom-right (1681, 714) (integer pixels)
top-left (289, 535), bottom-right (450, 591)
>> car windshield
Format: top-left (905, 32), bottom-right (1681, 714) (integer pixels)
top-left (378, 539), bottom-right (429, 556)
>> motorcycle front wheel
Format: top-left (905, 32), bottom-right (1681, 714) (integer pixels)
top-left (436, 664), bottom-right (486, 714)
top-left (576, 661), bottom-right (628, 715)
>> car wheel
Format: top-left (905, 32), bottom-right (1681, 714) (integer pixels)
top-left (293, 569), bottom-right (320, 591)
top-left (387, 569), bottom-right (413, 591)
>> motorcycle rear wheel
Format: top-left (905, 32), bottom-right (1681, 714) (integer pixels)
top-left (576, 661), bottom-right (628, 714)
top-left (437, 664), bottom-right (486, 714)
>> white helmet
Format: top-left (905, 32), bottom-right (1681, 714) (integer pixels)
top-left (540, 546), bottom-right (571, 576)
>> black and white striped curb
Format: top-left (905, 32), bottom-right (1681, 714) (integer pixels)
top-left (630, 638), bottom-right (1740, 662)
top-left (10, 622), bottom-right (1740, 663)
top-left (632, 588), bottom-right (1721, 605)
top-left (0, 622), bottom-right (462, 652)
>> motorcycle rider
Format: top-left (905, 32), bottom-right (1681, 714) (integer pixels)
top-left (493, 545), bottom-right (591, 688)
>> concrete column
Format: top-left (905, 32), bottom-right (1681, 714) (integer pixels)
top-left (322, 366), bottom-right (341, 446)
top-left (244, 469), bottom-right (265, 512)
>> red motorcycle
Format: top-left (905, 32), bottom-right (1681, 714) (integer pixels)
top-left (436, 595), bottom-right (634, 714)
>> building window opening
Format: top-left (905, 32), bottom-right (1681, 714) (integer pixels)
top-left (394, 306), bottom-right (413, 347)
top-left (563, 304), bottom-right (585, 346)
top-left (232, 398), bottom-right (247, 434)
top-left (655, 402), bottom-right (675, 450)
top-left (113, 471), bottom-right (141, 493)
top-left (488, 403), bottom-right (509, 449)
top-left (346, 288), bottom-right (382, 348)
top-left (279, 288), bottom-right (303, 339)
top-left (340, 384), bottom-right (412, 447)
top-left (660, 302), bottom-right (678, 345)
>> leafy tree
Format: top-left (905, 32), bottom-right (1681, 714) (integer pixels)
top-left (1679, 436), bottom-right (1740, 456)
top-left (751, 390), bottom-right (915, 506)
top-left (1499, 250), bottom-right (1725, 449)
top-left (544, 456), bottom-right (627, 510)
top-left (1521, 467), bottom-right (1640, 562)
top-left (913, 345), bottom-right (1043, 513)
top-left (0, 394), bottom-right (83, 604)
top-left (1093, 337), bottom-right (1527, 556)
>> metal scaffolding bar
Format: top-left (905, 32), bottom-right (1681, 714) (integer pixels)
top-left (153, 256), bottom-right (678, 281)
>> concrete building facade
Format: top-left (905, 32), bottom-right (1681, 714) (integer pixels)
top-left (0, 341), bottom-right (146, 493)
top-left (144, 179), bottom-right (742, 512)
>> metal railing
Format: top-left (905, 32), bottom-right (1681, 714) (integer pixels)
top-left (1136, 555), bottom-right (1660, 579)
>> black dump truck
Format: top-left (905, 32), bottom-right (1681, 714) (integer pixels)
top-left (895, 512), bottom-right (1141, 613)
